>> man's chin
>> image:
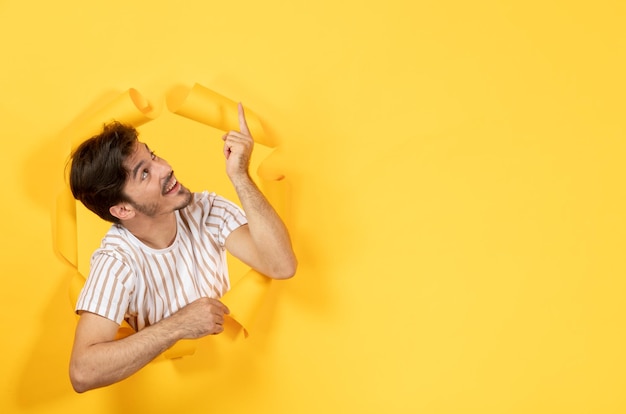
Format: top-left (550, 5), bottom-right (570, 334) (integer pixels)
top-left (175, 187), bottom-right (193, 211)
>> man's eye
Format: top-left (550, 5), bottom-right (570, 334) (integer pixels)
top-left (141, 169), bottom-right (149, 180)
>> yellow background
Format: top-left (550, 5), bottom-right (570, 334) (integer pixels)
top-left (1, 0), bottom-right (625, 413)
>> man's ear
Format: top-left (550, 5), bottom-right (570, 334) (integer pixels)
top-left (109, 203), bottom-right (135, 221)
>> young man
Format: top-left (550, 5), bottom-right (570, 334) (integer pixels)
top-left (68, 104), bottom-right (296, 393)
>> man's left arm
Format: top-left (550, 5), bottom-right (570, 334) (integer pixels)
top-left (222, 103), bottom-right (297, 280)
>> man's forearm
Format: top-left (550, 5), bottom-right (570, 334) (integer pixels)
top-left (70, 314), bottom-right (183, 392)
top-left (232, 173), bottom-right (297, 279)
top-left (70, 297), bottom-right (227, 393)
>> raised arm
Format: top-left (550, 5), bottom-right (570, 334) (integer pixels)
top-left (222, 104), bottom-right (297, 280)
top-left (69, 297), bottom-right (229, 393)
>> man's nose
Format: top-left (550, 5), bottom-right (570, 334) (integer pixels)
top-left (155, 157), bottom-right (171, 176)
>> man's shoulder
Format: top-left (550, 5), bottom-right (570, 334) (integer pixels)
top-left (94, 225), bottom-right (140, 261)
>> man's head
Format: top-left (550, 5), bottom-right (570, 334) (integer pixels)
top-left (69, 122), bottom-right (192, 224)
top-left (70, 122), bottom-right (138, 223)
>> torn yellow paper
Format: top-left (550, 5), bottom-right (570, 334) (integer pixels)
top-left (162, 339), bottom-right (196, 359)
top-left (167, 83), bottom-right (276, 148)
top-left (220, 269), bottom-right (273, 338)
top-left (68, 271), bottom-right (86, 313)
top-left (55, 186), bottom-right (77, 267)
top-left (67, 88), bottom-right (159, 150)
top-left (257, 150), bottom-right (287, 182)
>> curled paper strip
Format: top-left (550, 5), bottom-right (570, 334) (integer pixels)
top-left (68, 88), bottom-right (158, 151)
top-left (56, 187), bottom-right (77, 268)
top-left (257, 150), bottom-right (287, 182)
top-left (167, 83), bottom-right (276, 148)
top-left (220, 270), bottom-right (272, 338)
top-left (58, 85), bottom-right (286, 359)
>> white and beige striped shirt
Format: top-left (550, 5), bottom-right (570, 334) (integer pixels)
top-left (75, 191), bottom-right (247, 331)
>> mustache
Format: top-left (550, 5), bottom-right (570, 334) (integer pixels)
top-left (163, 171), bottom-right (174, 194)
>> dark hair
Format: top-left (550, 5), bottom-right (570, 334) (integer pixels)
top-left (69, 121), bottom-right (138, 223)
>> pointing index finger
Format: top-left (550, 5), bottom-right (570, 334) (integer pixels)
top-left (238, 102), bottom-right (251, 136)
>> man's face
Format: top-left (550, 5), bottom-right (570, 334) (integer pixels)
top-left (122, 141), bottom-right (192, 217)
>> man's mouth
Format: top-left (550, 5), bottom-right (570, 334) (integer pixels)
top-left (163, 174), bottom-right (179, 195)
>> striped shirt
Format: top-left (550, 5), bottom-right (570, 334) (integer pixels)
top-left (75, 191), bottom-right (247, 331)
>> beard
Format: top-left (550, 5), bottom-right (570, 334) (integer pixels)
top-left (129, 184), bottom-right (193, 217)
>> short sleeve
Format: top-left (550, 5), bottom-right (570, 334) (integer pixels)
top-left (75, 252), bottom-right (134, 325)
top-left (200, 192), bottom-right (248, 247)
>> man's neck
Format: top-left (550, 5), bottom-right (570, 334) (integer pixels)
top-left (122, 212), bottom-right (178, 249)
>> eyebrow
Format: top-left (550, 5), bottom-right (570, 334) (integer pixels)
top-left (131, 143), bottom-right (151, 180)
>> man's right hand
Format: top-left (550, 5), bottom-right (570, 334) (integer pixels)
top-left (175, 297), bottom-right (230, 338)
